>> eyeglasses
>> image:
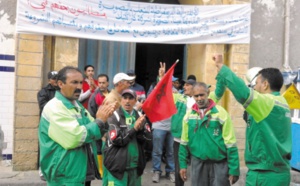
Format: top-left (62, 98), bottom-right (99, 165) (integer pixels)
top-left (129, 81), bottom-right (134, 85)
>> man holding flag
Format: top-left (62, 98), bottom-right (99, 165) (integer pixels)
top-left (142, 61), bottom-right (178, 183)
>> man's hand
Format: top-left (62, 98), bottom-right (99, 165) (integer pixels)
top-left (179, 169), bottom-right (187, 182)
top-left (212, 54), bottom-right (224, 71)
top-left (134, 114), bottom-right (146, 131)
top-left (158, 62), bottom-right (166, 79)
top-left (229, 175), bottom-right (239, 185)
top-left (96, 102), bottom-right (117, 122)
top-left (89, 77), bottom-right (96, 91)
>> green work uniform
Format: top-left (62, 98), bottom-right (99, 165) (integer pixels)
top-left (217, 65), bottom-right (292, 186)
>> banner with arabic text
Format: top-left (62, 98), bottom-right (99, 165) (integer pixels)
top-left (16, 0), bottom-right (251, 44)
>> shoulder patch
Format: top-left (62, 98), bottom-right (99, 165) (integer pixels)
top-left (145, 124), bottom-right (151, 132)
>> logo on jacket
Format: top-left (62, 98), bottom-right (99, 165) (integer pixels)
top-left (146, 124), bottom-right (151, 132)
top-left (110, 129), bottom-right (117, 140)
top-left (213, 128), bottom-right (219, 136)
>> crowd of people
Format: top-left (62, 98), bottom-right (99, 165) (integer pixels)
top-left (36, 54), bottom-right (292, 186)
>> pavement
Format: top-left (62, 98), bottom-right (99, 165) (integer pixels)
top-left (1, 159), bottom-right (300, 186)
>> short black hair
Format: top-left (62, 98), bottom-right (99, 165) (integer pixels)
top-left (258, 68), bottom-right (283, 92)
top-left (97, 74), bottom-right (109, 82)
top-left (84, 65), bottom-right (94, 71)
top-left (187, 74), bottom-right (196, 81)
top-left (57, 66), bottom-right (82, 84)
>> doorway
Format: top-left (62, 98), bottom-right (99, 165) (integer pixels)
top-left (135, 43), bottom-right (185, 93)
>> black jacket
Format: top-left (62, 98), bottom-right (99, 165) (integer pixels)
top-left (103, 107), bottom-right (152, 180)
top-left (37, 84), bottom-right (57, 116)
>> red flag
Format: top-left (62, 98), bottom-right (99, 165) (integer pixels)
top-left (142, 61), bottom-right (178, 123)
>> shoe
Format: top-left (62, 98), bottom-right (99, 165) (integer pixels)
top-left (167, 172), bottom-right (175, 183)
top-left (152, 171), bottom-right (160, 183)
top-left (39, 168), bottom-right (46, 181)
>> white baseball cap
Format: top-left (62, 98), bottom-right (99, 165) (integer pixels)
top-left (113, 73), bottom-right (135, 84)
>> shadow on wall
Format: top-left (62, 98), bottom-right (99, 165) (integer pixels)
top-left (0, 126), bottom-right (4, 160)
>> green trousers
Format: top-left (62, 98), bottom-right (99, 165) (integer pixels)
top-left (105, 168), bottom-right (141, 186)
top-left (246, 169), bottom-right (290, 186)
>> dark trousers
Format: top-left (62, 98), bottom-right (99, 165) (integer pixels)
top-left (173, 141), bottom-right (184, 186)
top-left (191, 157), bottom-right (230, 186)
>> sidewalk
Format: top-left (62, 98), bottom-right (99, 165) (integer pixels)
top-left (1, 160), bottom-right (300, 186)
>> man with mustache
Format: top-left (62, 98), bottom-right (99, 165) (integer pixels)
top-left (38, 66), bottom-right (116, 186)
top-left (103, 89), bottom-right (152, 186)
top-left (179, 82), bottom-right (240, 186)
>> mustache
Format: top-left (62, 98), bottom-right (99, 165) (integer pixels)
top-left (74, 89), bottom-right (81, 94)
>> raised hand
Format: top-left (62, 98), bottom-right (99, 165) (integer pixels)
top-left (212, 54), bottom-right (224, 71)
top-left (158, 62), bottom-right (166, 78)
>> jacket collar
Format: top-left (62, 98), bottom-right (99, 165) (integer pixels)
top-left (55, 91), bottom-right (84, 110)
top-left (192, 99), bottom-right (218, 116)
top-left (271, 91), bottom-right (280, 96)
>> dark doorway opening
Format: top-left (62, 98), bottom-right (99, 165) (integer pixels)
top-left (135, 43), bottom-right (185, 93)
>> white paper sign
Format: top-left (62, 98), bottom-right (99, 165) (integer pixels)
top-left (16, 0), bottom-right (251, 44)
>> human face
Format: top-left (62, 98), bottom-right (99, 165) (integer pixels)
top-left (98, 76), bottom-right (109, 92)
top-left (121, 94), bottom-right (136, 112)
top-left (183, 83), bottom-right (193, 96)
top-left (85, 67), bottom-right (94, 78)
top-left (49, 79), bottom-right (57, 87)
top-left (173, 80), bottom-right (181, 89)
top-left (129, 79), bottom-right (135, 86)
top-left (193, 86), bottom-right (209, 109)
top-left (254, 74), bottom-right (268, 94)
top-left (121, 80), bottom-right (131, 91)
top-left (58, 71), bottom-right (83, 101)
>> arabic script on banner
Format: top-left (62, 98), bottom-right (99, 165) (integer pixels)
top-left (16, 0), bottom-right (251, 44)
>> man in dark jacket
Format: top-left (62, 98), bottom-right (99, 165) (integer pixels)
top-left (103, 89), bottom-right (152, 186)
top-left (37, 70), bottom-right (58, 116)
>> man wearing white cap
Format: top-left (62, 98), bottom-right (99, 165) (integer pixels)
top-left (103, 73), bottom-right (135, 108)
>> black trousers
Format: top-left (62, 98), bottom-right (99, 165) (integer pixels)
top-left (173, 141), bottom-right (185, 186)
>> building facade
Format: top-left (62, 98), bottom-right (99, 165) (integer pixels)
top-left (1, 0), bottom-right (299, 171)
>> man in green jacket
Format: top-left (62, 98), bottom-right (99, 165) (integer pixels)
top-left (213, 54), bottom-right (292, 186)
top-left (179, 82), bottom-right (240, 186)
top-left (39, 66), bottom-right (116, 186)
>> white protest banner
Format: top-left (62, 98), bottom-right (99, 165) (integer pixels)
top-left (16, 0), bottom-right (250, 44)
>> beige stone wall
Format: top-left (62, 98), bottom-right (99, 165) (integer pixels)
top-left (14, 34), bottom-right (44, 170)
top-left (53, 37), bottom-right (79, 69)
top-left (13, 35), bottom-right (79, 170)
top-left (180, 0), bottom-right (250, 167)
